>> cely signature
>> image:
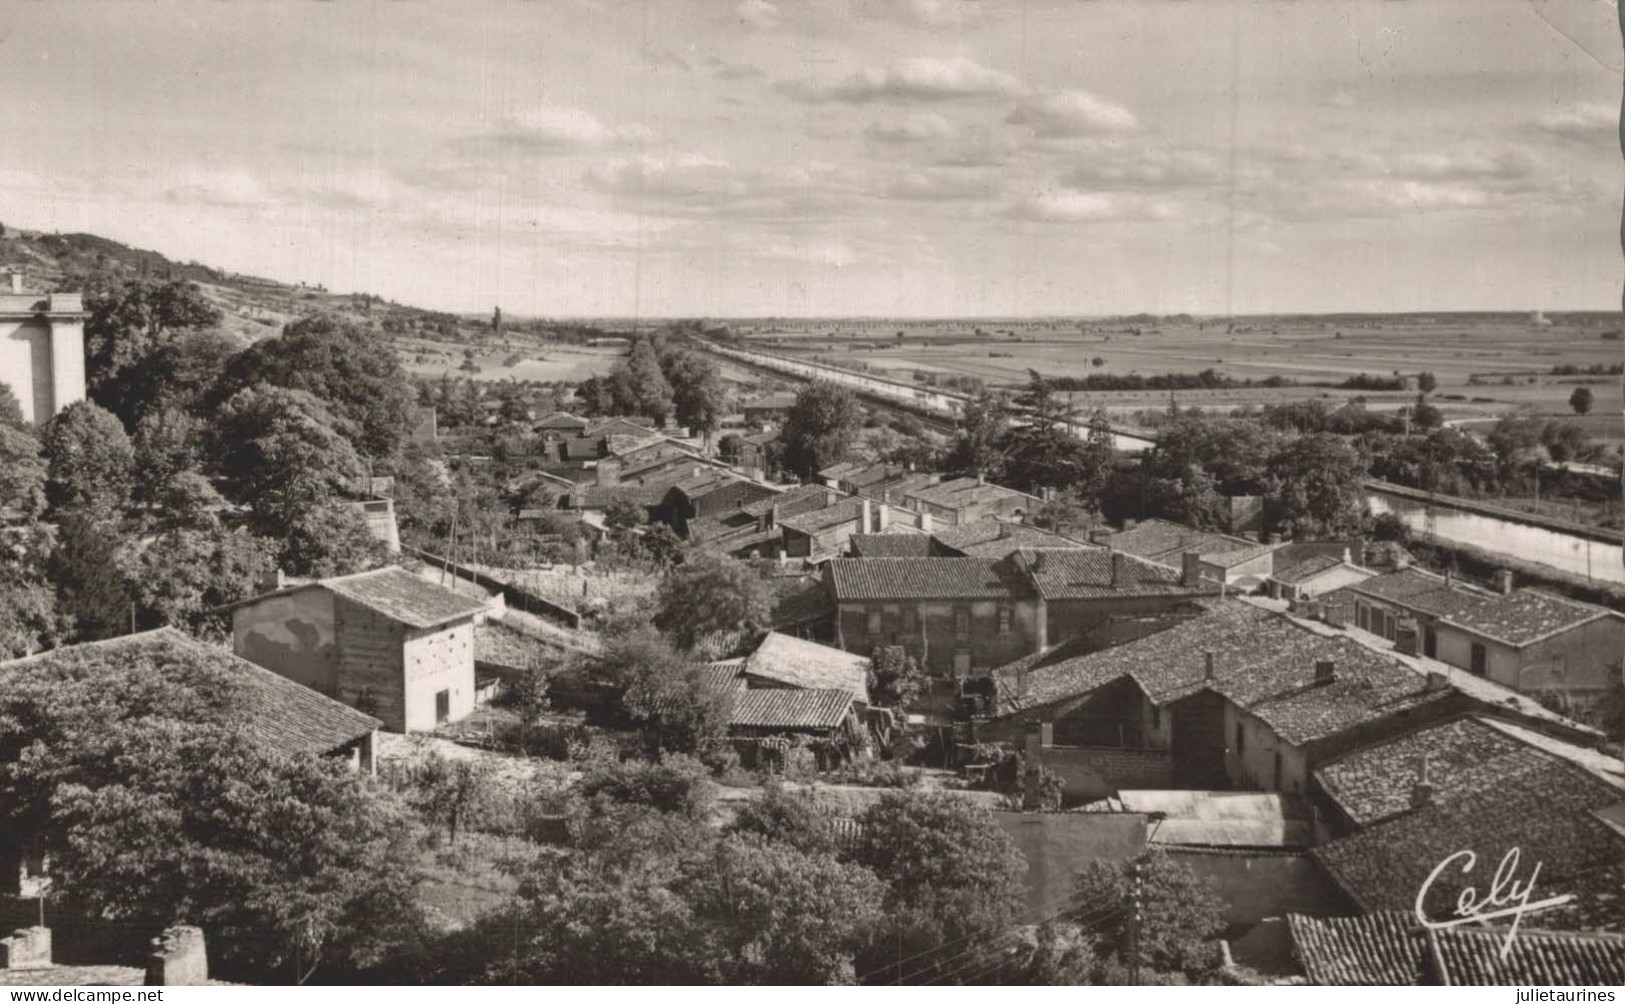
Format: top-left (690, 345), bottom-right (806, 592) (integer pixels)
top-left (1414, 847), bottom-right (1574, 960)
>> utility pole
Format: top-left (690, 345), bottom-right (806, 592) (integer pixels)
top-left (1129, 857), bottom-right (1144, 985)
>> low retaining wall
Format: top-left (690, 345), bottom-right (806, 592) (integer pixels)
top-left (1035, 745), bottom-right (1174, 803)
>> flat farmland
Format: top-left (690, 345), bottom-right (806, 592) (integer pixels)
top-left (396, 335), bottom-right (627, 383)
top-left (730, 314), bottom-right (1623, 421)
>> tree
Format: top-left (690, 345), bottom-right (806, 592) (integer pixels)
top-left (943, 390), bottom-right (1009, 481)
top-left (1570, 386), bottom-right (1594, 415)
top-left (0, 638), bottom-right (425, 981)
top-left (83, 277), bottom-right (223, 425)
top-left (847, 789), bottom-right (1027, 981)
top-left (664, 350), bottom-right (728, 446)
top-left (1002, 371), bottom-right (1090, 493)
top-left (280, 504), bottom-right (390, 579)
top-left (1263, 433), bottom-right (1367, 539)
top-left (726, 784), bottom-right (840, 856)
top-left (654, 551), bottom-right (772, 651)
top-left (49, 513), bottom-right (133, 640)
top-left (409, 751), bottom-right (497, 845)
top-left (0, 382), bottom-right (26, 429)
top-left (603, 498), bottom-right (645, 533)
top-left (868, 645), bottom-right (928, 709)
top-left (577, 752), bottom-right (717, 819)
top-left (126, 522), bottom-right (273, 635)
top-left (0, 424), bottom-right (47, 519)
top-left (40, 400), bottom-right (135, 516)
top-left (215, 313), bottom-right (414, 460)
top-left (132, 407), bottom-right (203, 505)
top-left (1416, 371), bottom-right (1438, 394)
top-left (780, 381), bottom-right (862, 480)
top-left (210, 385), bottom-right (366, 549)
top-left (1070, 850), bottom-right (1226, 978)
top-left (624, 337), bottom-right (675, 424)
top-left (1410, 396), bottom-right (1444, 430)
top-left (609, 628), bottom-right (735, 754)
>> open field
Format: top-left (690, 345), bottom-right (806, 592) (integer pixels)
top-left (720, 314), bottom-right (1622, 424)
top-left (396, 335), bottom-right (628, 383)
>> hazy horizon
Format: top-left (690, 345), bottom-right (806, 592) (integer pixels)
top-left (2, 0), bottom-right (1619, 318)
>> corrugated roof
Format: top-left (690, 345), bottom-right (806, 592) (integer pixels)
top-left (323, 567), bottom-right (488, 629)
top-left (2, 629), bottom-right (379, 758)
top-left (827, 557), bottom-right (1032, 600)
top-left (729, 688), bottom-right (853, 729)
top-left (744, 632), bottom-right (870, 701)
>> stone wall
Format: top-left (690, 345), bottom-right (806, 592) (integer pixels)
top-left (0, 927), bottom-right (51, 969)
top-left (145, 926), bottom-right (208, 986)
top-left (1035, 745), bottom-right (1174, 803)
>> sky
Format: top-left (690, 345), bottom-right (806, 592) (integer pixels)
top-left (0, 0), bottom-right (1619, 317)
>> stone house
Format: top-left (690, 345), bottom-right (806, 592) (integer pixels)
top-left (228, 567), bottom-right (488, 732)
top-left (0, 274), bottom-right (84, 427)
top-left (684, 485), bottom-right (834, 558)
top-left (655, 470), bottom-right (777, 535)
top-left (899, 475), bottom-right (1043, 527)
top-left (1334, 566), bottom-right (1624, 706)
top-left (781, 495), bottom-right (876, 559)
top-left (1098, 518), bottom-right (1282, 588)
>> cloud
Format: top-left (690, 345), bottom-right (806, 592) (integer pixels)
top-left (855, 0), bottom-right (983, 28)
top-left (1006, 188), bottom-right (1174, 223)
top-left (780, 56), bottom-right (1022, 104)
top-left (164, 166), bottom-right (272, 208)
top-left (865, 112), bottom-right (958, 143)
top-left (586, 154), bottom-right (859, 220)
top-left (703, 54), bottom-right (766, 81)
top-left (735, 0), bottom-right (781, 29)
top-left (1006, 90), bottom-right (1138, 137)
top-left (1061, 146), bottom-right (1225, 191)
top-left (1533, 102), bottom-right (1616, 143)
top-left (479, 107), bottom-right (653, 153)
top-left (876, 167), bottom-right (998, 202)
top-left (1326, 90), bottom-right (1356, 110)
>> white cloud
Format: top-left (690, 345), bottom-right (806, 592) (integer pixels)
top-left (1006, 90), bottom-right (1138, 137)
top-left (164, 166), bottom-right (271, 208)
top-left (1534, 102), bottom-right (1616, 142)
top-left (865, 112), bottom-right (958, 143)
top-left (480, 107), bottom-right (652, 153)
top-left (856, 0), bottom-right (983, 28)
top-left (781, 56), bottom-right (1022, 104)
top-left (1006, 188), bottom-right (1170, 223)
top-left (877, 167), bottom-right (998, 201)
top-left (735, 0), bottom-right (781, 30)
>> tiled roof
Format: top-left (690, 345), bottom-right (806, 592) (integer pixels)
top-left (1287, 912), bottom-right (1429, 985)
top-left (1346, 568), bottom-right (1613, 646)
top-left (827, 557), bottom-right (1032, 601)
top-left (1101, 518), bottom-right (1264, 565)
top-left (743, 632), bottom-right (870, 701)
top-left (585, 417), bottom-right (657, 438)
top-left (931, 521), bottom-right (1091, 559)
top-left (818, 460), bottom-right (863, 481)
top-left (1015, 547), bottom-right (1217, 600)
top-left (1288, 912), bottom-right (1625, 986)
top-left (729, 688), bottom-right (853, 729)
top-left (905, 476), bottom-right (1040, 511)
top-left (844, 463), bottom-right (907, 490)
top-left (991, 600), bottom-right (1444, 745)
top-left (534, 411), bottom-right (588, 429)
top-left (322, 567), bottom-right (488, 629)
top-left (1311, 735), bottom-right (1625, 929)
top-left (873, 472), bottom-right (939, 502)
top-left (770, 576), bottom-right (835, 629)
top-left (571, 484), bottom-right (665, 508)
top-left (781, 496), bottom-right (867, 535)
top-left (849, 533), bottom-right (933, 557)
top-left (1274, 553), bottom-right (1345, 584)
top-left (3, 629), bottom-right (380, 758)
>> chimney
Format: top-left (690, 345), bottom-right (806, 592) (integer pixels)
top-left (1443, 569), bottom-right (1453, 588)
top-left (765, 503), bottom-right (780, 531)
top-left (1394, 551), bottom-right (1411, 570)
top-left (1181, 551), bottom-right (1202, 587)
top-left (977, 472), bottom-right (986, 487)
top-left (1032, 550), bottom-right (1046, 573)
top-left (259, 567), bottom-right (287, 595)
top-left (919, 511), bottom-right (933, 533)
top-left (860, 498), bottom-right (872, 533)
top-left (1111, 552), bottom-right (1129, 589)
top-left (1314, 659), bottom-right (1336, 684)
top-left (1424, 669), bottom-right (1448, 692)
top-left (825, 489), bottom-right (838, 507)
top-left (1204, 650), bottom-right (1217, 680)
top-left (998, 522), bottom-right (1012, 540)
top-left (596, 458), bottom-right (621, 488)
top-left (6, 271), bottom-right (20, 294)
top-left (1411, 754), bottom-right (1434, 808)
top-left (1341, 547), bottom-right (1352, 565)
top-left (1495, 569), bottom-right (1514, 595)
top-left (876, 503), bottom-right (890, 530)
top-left (1089, 527), bottom-right (1112, 544)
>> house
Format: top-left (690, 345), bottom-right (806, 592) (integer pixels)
top-left (1098, 518), bottom-right (1281, 588)
top-left (1287, 912), bottom-right (1625, 985)
top-left (1009, 547), bottom-right (1218, 649)
top-left (847, 532), bottom-right (934, 558)
top-left (825, 556), bottom-right (1040, 676)
top-left (1308, 714), bottom-right (1625, 931)
top-left (982, 600), bottom-right (1468, 795)
top-left (1332, 566), bottom-right (1624, 706)
top-left (781, 496), bottom-right (877, 559)
top-left (928, 520), bottom-right (1091, 560)
top-left (685, 484), bottom-right (835, 558)
top-left (1267, 551), bottom-right (1375, 602)
top-left (586, 416), bottom-right (659, 440)
top-left (0, 274), bottom-right (84, 427)
top-left (898, 475), bottom-right (1043, 527)
top-left (726, 430), bottom-right (777, 477)
top-left (740, 630), bottom-right (871, 706)
top-left (742, 391), bottom-right (798, 425)
top-left (655, 470), bottom-right (777, 535)
top-left (0, 628), bottom-right (382, 777)
top-left (228, 566), bottom-right (488, 732)
top-left (533, 411), bottom-right (590, 438)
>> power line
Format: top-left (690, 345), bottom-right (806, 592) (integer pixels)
top-left (917, 900), bottom-right (1128, 987)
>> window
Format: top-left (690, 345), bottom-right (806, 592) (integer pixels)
top-left (1150, 705), bottom-right (1161, 731)
top-left (1234, 721), bottom-right (1245, 755)
top-left (867, 610), bottom-right (882, 635)
top-left (954, 609), bottom-right (970, 640)
top-left (1355, 603), bottom-right (1369, 631)
top-left (997, 607), bottom-right (1011, 634)
top-left (902, 607), bottom-right (916, 632)
top-left (1273, 750), bottom-right (1283, 789)
top-left (1470, 642), bottom-right (1487, 676)
top-left (435, 689), bottom-right (451, 724)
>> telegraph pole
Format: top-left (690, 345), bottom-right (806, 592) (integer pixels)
top-left (1129, 857), bottom-right (1144, 985)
